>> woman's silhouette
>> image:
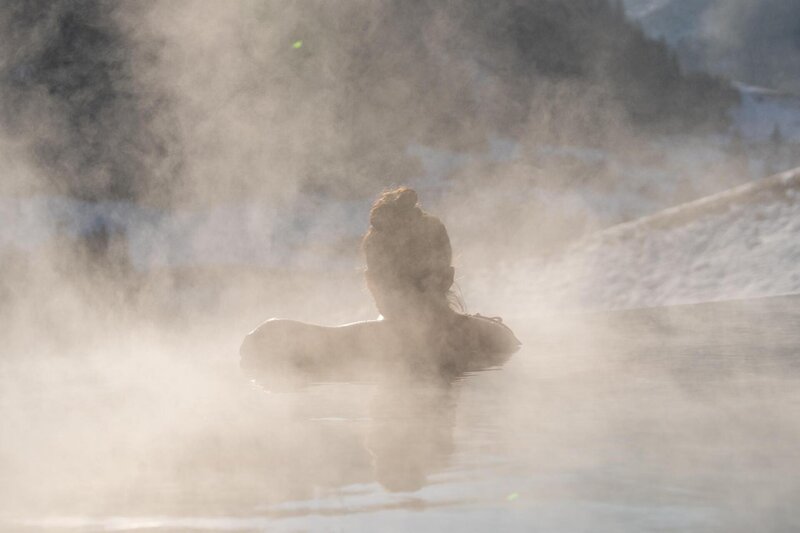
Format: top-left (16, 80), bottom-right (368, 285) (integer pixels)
top-left (240, 187), bottom-right (519, 385)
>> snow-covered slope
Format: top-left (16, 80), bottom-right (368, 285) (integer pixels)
top-left (7, 164), bottom-right (800, 316)
top-left (488, 168), bottom-right (800, 314)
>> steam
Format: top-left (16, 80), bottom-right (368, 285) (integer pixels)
top-left (627, 0), bottom-right (800, 91)
top-left (701, 0), bottom-right (800, 91)
top-left (1, 0), bottom-right (797, 527)
top-left (0, 2), bottom-right (180, 202)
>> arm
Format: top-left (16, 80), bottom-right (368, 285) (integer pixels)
top-left (461, 314), bottom-right (521, 371)
top-left (240, 318), bottom-right (390, 382)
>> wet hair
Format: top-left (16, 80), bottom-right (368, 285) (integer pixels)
top-left (362, 188), bottom-right (453, 299)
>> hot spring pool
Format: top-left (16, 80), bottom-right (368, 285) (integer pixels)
top-left (4, 296), bottom-right (800, 532)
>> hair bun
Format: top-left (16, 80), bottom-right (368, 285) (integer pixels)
top-left (369, 187), bottom-right (422, 231)
top-left (393, 188), bottom-right (418, 211)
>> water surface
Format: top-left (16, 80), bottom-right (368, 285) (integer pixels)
top-left (4, 296), bottom-right (800, 531)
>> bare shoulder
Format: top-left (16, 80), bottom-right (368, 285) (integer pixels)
top-left (240, 318), bottom-right (389, 368)
top-left (460, 313), bottom-right (521, 355)
top-left (241, 318), bottom-right (309, 351)
top-left (240, 319), bottom-right (308, 369)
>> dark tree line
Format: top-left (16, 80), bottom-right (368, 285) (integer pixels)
top-left (0, 1), bottom-right (180, 202)
top-left (461, 0), bottom-right (737, 132)
top-left (1, 0), bottom-right (740, 203)
top-left (266, 0), bottom-right (739, 195)
top-left (639, 0), bottom-right (800, 93)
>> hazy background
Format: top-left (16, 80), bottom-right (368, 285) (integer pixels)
top-left (2, 0), bottom-right (800, 526)
top-left (625, 0), bottom-right (800, 92)
top-left (4, 0), bottom-right (798, 320)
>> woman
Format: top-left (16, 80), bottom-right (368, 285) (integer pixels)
top-left (240, 187), bottom-right (519, 385)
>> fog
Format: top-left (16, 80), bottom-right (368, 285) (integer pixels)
top-left (702, 0), bottom-right (800, 91)
top-left (626, 0), bottom-right (800, 93)
top-left (1, 1), bottom-right (799, 531)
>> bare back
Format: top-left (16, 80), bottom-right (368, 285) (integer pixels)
top-left (240, 314), bottom-right (520, 386)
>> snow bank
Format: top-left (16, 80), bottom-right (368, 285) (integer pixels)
top-left (494, 167), bottom-right (800, 313)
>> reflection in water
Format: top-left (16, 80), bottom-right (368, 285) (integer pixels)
top-left (240, 319), bottom-right (508, 495)
top-left (8, 297), bottom-right (800, 531)
top-left (247, 349), bottom-right (496, 494)
top-left (366, 378), bottom-right (457, 492)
